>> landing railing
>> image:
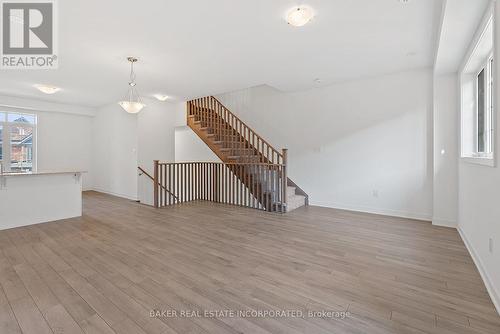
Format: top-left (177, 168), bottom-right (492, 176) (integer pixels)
top-left (187, 96), bottom-right (284, 165)
top-left (138, 166), bottom-right (179, 202)
top-left (153, 161), bottom-right (287, 213)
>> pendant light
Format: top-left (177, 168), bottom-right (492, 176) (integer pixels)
top-left (118, 57), bottom-right (146, 113)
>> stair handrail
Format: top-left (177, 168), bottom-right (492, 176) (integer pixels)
top-left (211, 96), bottom-right (283, 163)
top-left (187, 96), bottom-right (285, 165)
top-left (152, 161), bottom-right (288, 212)
top-left (138, 166), bottom-right (179, 205)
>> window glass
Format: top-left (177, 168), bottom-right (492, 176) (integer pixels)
top-left (0, 125), bottom-right (3, 163)
top-left (7, 113), bottom-right (36, 124)
top-left (488, 58), bottom-right (494, 153)
top-left (478, 69), bottom-right (486, 153)
top-left (10, 125), bottom-right (33, 172)
top-left (460, 13), bottom-right (494, 164)
top-left (0, 112), bottom-right (36, 172)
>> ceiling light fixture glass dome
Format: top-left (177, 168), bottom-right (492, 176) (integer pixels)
top-left (118, 57), bottom-right (146, 114)
top-left (287, 6), bottom-right (314, 27)
top-left (34, 84), bottom-right (61, 94)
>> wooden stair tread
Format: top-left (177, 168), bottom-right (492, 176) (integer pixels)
top-left (187, 96), bottom-right (308, 212)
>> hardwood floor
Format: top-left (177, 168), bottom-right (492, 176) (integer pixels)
top-left (1, 191), bottom-right (499, 334)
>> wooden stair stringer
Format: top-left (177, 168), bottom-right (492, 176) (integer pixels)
top-left (187, 99), bottom-right (308, 212)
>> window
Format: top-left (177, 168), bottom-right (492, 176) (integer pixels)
top-left (460, 12), bottom-right (495, 165)
top-left (476, 56), bottom-right (493, 155)
top-left (0, 112), bottom-right (37, 172)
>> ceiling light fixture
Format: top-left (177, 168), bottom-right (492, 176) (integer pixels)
top-left (118, 57), bottom-right (146, 114)
top-left (154, 94), bottom-right (170, 102)
top-left (34, 84), bottom-right (61, 94)
top-left (287, 6), bottom-right (314, 27)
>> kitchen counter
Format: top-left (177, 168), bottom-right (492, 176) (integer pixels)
top-left (0, 171), bottom-right (85, 230)
top-left (1, 170), bottom-right (86, 177)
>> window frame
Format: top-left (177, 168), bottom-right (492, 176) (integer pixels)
top-left (0, 111), bottom-right (38, 173)
top-left (459, 7), bottom-right (496, 167)
top-left (474, 53), bottom-right (494, 158)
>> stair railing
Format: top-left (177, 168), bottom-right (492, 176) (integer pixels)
top-left (138, 166), bottom-right (179, 204)
top-left (187, 96), bottom-right (285, 165)
top-left (153, 160), bottom-right (287, 213)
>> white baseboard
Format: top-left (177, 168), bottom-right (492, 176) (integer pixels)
top-left (458, 227), bottom-right (500, 315)
top-left (432, 217), bottom-right (457, 228)
top-left (91, 188), bottom-right (139, 201)
top-left (310, 200), bottom-right (432, 221)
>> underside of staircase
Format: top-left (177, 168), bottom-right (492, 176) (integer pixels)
top-left (187, 96), bottom-right (308, 212)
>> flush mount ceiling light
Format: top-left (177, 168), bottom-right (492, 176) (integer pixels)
top-left (154, 94), bottom-right (170, 101)
top-left (118, 57), bottom-right (146, 114)
top-left (34, 84), bottom-right (61, 94)
top-left (287, 6), bottom-right (314, 27)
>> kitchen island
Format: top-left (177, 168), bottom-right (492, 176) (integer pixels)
top-left (0, 171), bottom-right (84, 231)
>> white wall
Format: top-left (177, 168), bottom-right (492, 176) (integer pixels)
top-left (91, 99), bottom-right (184, 204)
top-left (92, 103), bottom-right (138, 200)
top-left (432, 74), bottom-right (459, 227)
top-left (0, 94), bottom-right (96, 117)
top-left (455, 2), bottom-right (500, 312)
top-left (37, 112), bottom-right (93, 190)
top-left (1, 94), bottom-right (183, 204)
top-left (136, 100), bottom-right (184, 205)
top-left (216, 69), bottom-right (434, 220)
top-left (0, 96), bottom-right (95, 190)
top-left (175, 126), bottom-right (220, 163)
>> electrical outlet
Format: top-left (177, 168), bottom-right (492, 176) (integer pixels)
top-left (489, 238), bottom-right (494, 253)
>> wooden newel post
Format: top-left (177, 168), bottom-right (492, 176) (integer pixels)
top-left (153, 160), bottom-right (159, 208)
top-left (282, 149), bottom-right (288, 213)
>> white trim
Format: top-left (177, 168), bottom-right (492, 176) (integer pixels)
top-left (460, 3), bottom-right (497, 165)
top-left (91, 188), bottom-right (139, 201)
top-left (432, 217), bottom-right (457, 228)
top-left (0, 111), bottom-right (37, 173)
top-left (460, 156), bottom-right (496, 166)
top-left (458, 227), bottom-right (500, 315)
top-left (432, 0), bottom-right (448, 69)
top-left (0, 94), bottom-right (96, 117)
top-left (459, 4), bottom-right (495, 74)
top-left (475, 54), bottom-right (494, 155)
top-left (309, 200), bottom-right (432, 222)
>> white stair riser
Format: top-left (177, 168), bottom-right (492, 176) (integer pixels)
top-left (286, 194), bottom-right (306, 212)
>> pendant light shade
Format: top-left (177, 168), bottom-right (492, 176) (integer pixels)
top-left (119, 57), bottom-right (146, 113)
top-left (118, 101), bottom-right (145, 114)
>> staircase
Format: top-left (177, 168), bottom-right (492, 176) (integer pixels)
top-left (186, 96), bottom-right (308, 212)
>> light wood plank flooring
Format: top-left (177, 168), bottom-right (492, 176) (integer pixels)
top-left (0, 191), bottom-right (499, 334)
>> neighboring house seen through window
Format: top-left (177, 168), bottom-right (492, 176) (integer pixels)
top-left (0, 112), bottom-right (37, 172)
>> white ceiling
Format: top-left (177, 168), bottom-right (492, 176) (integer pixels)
top-left (0, 0), bottom-right (443, 108)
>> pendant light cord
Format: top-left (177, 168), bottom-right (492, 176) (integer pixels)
top-left (123, 57), bottom-right (142, 104)
top-left (130, 61), bottom-right (136, 84)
